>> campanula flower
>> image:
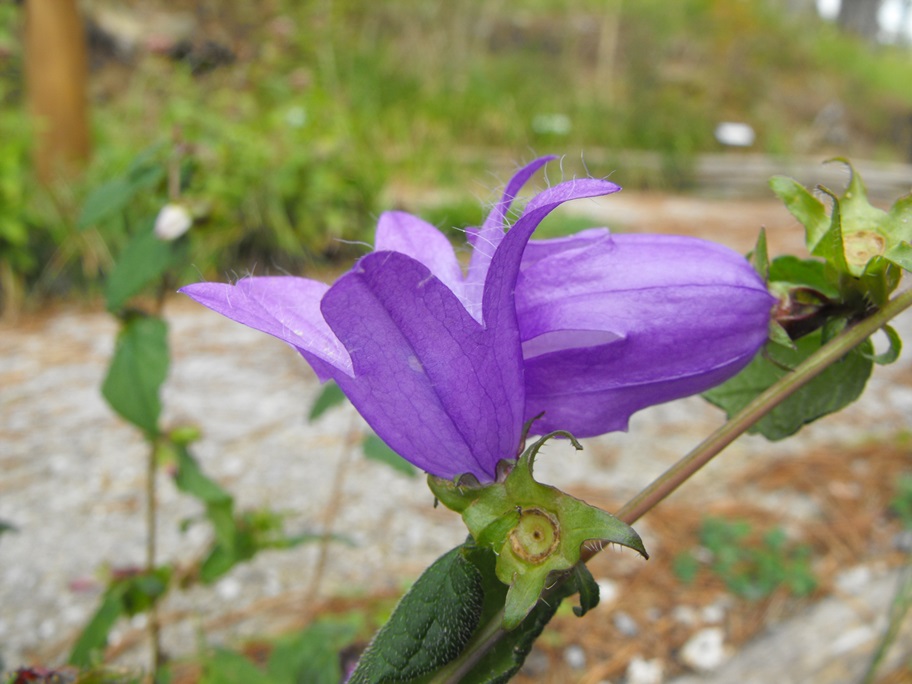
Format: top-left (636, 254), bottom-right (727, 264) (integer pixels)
top-left (181, 157), bottom-right (774, 481)
top-left (180, 158), bottom-right (618, 480)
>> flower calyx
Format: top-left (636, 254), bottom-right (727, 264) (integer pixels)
top-left (770, 159), bottom-right (912, 309)
top-left (428, 431), bottom-right (648, 629)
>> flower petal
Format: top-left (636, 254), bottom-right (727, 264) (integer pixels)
top-left (320, 251), bottom-right (522, 480)
top-left (179, 277), bottom-right (352, 378)
top-left (464, 156), bottom-right (556, 320)
top-left (373, 211), bottom-right (467, 304)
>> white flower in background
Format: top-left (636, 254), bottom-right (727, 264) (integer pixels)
top-left (154, 203), bottom-right (193, 241)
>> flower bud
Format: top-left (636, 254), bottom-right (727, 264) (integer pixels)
top-left (154, 203), bottom-right (193, 241)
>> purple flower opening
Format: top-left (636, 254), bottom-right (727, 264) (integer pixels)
top-left (180, 157), bottom-right (774, 481)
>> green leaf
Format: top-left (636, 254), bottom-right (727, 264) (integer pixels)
top-left (571, 564), bottom-right (600, 618)
top-left (769, 175), bottom-right (829, 251)
top-left (267, 619), bottom-right (360, 684)
top-left (200, 649), bottom-right (273, 684)
top-left (348, 545), bottom-right (485, 683)
top-left (120, 567), bottom-right (171, 616)
top-left (77, 164), bottom-right (165, 230)
top-left (78, 178), bottom-right (139, 230)
top-left (69, 587), bottom-right (127, 667)
top-left (362, 434), bottom-right (417, 477)
top-left (101, 315), bottom-right (169, 437)
top-left (308, 381), bottom-right (347, 422)
top-left (105, 226), bottom-right (181, 312)
top-left (703, 331), bottom-right (873, 440)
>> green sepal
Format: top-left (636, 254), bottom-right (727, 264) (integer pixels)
top-left (749, 227), bottom-right (770, 281)
top-left (771, 161), bottom-right (912, 310)
top-left (429, 431), bottom-right (647, 630)
top-left (864, 324), bottom-right (902, 366)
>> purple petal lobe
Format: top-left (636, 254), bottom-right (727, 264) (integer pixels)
top-left (374, 211), bottom-right (467, 304)
top-left (320, 251), bottom-right (522, 480)
top-left (465, 157), bottom-right (556, 320)
top-left (179, 277), bottom-right (352, 378)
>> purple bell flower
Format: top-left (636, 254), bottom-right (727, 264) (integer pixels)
top-left (180, 157), bottom-right (774, 481)
top-left (180, 158), bottom-right (617, 481)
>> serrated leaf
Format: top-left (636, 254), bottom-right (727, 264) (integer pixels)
top-left (769, 176), bottom-right (829, 251)
top-left (101, 315), bottom-right (169, 437)
top-left (308, 381), bottom-right (347, 422)
top-left (105, 227), bottom-right (180, 312)
top-left (703, 331), bottom-right (873, 440)
top-left (348, 545), bottom-right (485, 683)
top-left (362, 434), bottom-right (417, 477)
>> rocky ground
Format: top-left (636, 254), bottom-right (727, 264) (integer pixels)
top-left (2, 188), bottom-right (912, 682)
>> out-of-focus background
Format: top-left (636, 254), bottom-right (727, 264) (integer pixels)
top-left (2, 0), bottom-right (912, 313)
top-left (2, 1), bottom-right (912, 683)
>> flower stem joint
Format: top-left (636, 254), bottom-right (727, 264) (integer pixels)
top-left (429, 431), bottom-right (648, 629)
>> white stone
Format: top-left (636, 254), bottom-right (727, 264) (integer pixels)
top-left (564, 644), bottom-right (587, 670)
top-left (680, 627), bottom-right (729, 672)
top-left (835, 565), bottom-right (873, 595)
top-left (627, 655), bottom-right (665, 684)
top-left (596, 577), bottom-right (619, 605)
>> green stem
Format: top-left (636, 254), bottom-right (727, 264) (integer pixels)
top-left (434, 287), bottom-right (912, 683)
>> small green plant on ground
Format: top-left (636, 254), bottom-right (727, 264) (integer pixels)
top-left (674, 517), bottom-right (817, 600)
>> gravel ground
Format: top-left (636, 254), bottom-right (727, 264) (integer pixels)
top-left (2, 191), bottom-right (912, 678)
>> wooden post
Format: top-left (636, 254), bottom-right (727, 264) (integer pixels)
top-left (24, 0), bottom-right (91, 182)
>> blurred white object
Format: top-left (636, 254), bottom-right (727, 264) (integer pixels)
top-left (714, 122), bottom-right (756, 147)
top-left (154, 203), bottom-right (193, 241)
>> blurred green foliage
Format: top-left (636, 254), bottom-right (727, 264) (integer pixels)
top-left (2, 0), bottom-right (912, 309)
top-left (674, 516), bottom-right (818, 600)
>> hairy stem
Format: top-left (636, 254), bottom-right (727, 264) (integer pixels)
top-left (437, 287), bottom-right (912, 683)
